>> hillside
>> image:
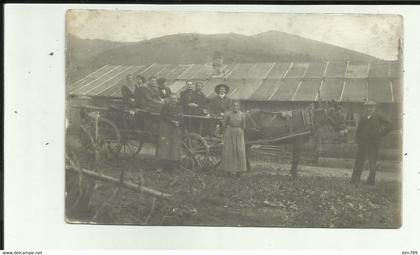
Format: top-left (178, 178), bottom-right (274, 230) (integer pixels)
top-left (67, 31), bottom-right (384, 82)
top-left (252, 31), bottom-right (381, 63)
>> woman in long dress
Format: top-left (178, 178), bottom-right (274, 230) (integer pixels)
top-left (155, 93), bottom-right (183, 171)
top-left (221, 101), bottom-right (247, 177)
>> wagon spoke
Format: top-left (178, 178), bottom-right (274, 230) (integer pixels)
top-left (127, 144), bottom-right (134, 154)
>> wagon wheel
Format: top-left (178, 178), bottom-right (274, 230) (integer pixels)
top-left (181, 133), bottom-right (210, 171)
top-left (66, 123), bottom-right (97, 167)
top-left (118, 131), bottom-right (144, 157)
top-left (92, 116), bottom-right (121, 156)
top-left (65, 124), bottom-right (98, 216)
top-left (207, 141), bottom-right (223, 171)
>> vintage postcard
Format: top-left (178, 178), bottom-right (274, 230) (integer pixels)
top-left (65, 10), bottom-right (403, 228)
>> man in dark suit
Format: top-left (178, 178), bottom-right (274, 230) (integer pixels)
top-left (194, 81), bottom-right (208, 116)
top-left (351, 101), bottom-right (392, 185)
top-left (134, 75), bottom-right (146, 108)
top-left (121, 74), bottom-right (136, 107)
top-left (180, 80), bottom-right (198, 115)
top-left (157, 77), bottom-right (171, 100)
top-left (142, 76), bottom-right (165, 112)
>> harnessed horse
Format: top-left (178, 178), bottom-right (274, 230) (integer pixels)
top-left (243, 103), bottom-right (347, 176)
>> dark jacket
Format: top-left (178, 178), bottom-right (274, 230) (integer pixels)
top-left (142, 86), bottom-right (164, 112)
top-left (133, 86), bottom-right (146, 108)
top-left (121, 85), bottom-right (135, 106)
top-left (158, 86), bottom-right (171, 99)
top-left (194, 91), bottom-right (208, 115)
top-left (180, 89), bottom-right (198, 115)
top-left (156, 102), bottom-right (184, 161)
top-left (355, 112), bottom-right (392, 144)
top-left (160, 103), bottom-right (184, 125)
top-left (208, 96), bottom-right (233, 116)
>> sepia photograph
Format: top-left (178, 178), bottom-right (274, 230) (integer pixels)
top-left (65, 10), bottom-right (403, 228)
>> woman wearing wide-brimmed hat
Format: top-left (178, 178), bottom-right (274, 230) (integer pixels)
top-left (208, 83), bottom-right (233, 117)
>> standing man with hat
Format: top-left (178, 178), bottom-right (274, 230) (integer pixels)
top-left (351, 101), bottom-right (392, 185)
top-left (208, 84), bottom-right (232, 116)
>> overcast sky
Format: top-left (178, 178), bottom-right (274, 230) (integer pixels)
top-left (67, 10), bottom-right (402, 60)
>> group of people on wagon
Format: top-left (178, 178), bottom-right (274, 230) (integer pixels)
top-left (121, 74), bottom-right (170, 112)
top-left (120, 74), bottom-right (247, 177)
top-left (120, 73), bottom-right (233, 118)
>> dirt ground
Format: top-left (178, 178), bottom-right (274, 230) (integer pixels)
top-left (66, 144), bottom-right (402, 229)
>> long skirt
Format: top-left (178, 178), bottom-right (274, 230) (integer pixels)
top-left (221, 127), bottom-right (247, 173)
top-left (156, 121), bottom-right (182, 161)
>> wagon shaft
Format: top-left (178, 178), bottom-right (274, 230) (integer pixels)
top-left (66, 165), bottom-right (172, 200)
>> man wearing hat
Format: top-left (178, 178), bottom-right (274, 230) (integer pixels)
top-left (157, 77), bottom-right (171, 100)
top-left (208, 84), bottom-right (232, 117)
top-left (351, 101), bottom-right (392, 185)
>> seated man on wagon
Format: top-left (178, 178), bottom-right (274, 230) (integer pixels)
top-left (180, 80), bottom-right (199, 115)
top-left (133, 75), bottom-right (147, 108)
top-left (121, 74), bottom-right (136, 107)
top-left (194, 81), bottom-right (208, 116)
top-left (142, 76), bottom-right (165, 113)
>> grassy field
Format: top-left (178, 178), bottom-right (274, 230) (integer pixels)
top-left (66, 154), bottom-right (401, 229)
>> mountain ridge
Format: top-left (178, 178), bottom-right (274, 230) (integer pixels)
top-left (67, 31), bottom-right (386, 82)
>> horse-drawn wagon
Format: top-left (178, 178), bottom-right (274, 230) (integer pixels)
top-left (66, 102), bottom-right (317, 173)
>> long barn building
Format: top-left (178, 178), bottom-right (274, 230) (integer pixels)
top-left (68, 60), bottom-right (402, 166)
top-left (68, 60), bottom-right (402, 126)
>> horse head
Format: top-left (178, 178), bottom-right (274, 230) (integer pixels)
top-left (312, 101), bottom-right (348, 140)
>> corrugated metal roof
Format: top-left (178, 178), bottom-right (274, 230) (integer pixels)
top-left (270, 78), bottom-right (301, 101)
top-left (341, 79), bottom-right (367, 102)
top-left (249, 79), bottom-right (280, 101)
top-left (245, 63), bottom-right (275, 79)
top-left (325, 61), bottom-right (347, 78)
top-left (69, 61), bottom-right (402, 103)
top-left (285, 63), bottom-right (309, 78)
top-left (265, 63), bottom-right (290, 79)
top-left (293, 79), bottom-right (323, 101)
top-left (368, 78), bottom-right (393, 103)
top-left (345, 61), bottom-right (369, 78)
top-left (226, 64), bottom-right (255, 79)
top-left (319, 78), bottom-right (345, 101)
top-left (229, 79), bottom-right (263, 100)
top-left (177, 64), bottom-right (203, 80)
top-left (368, 63), bottom-right (389, 78)
top-left (140, 64), bottom-right (168, 77)
top-left (305, 62), bottom-right (327, 78)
